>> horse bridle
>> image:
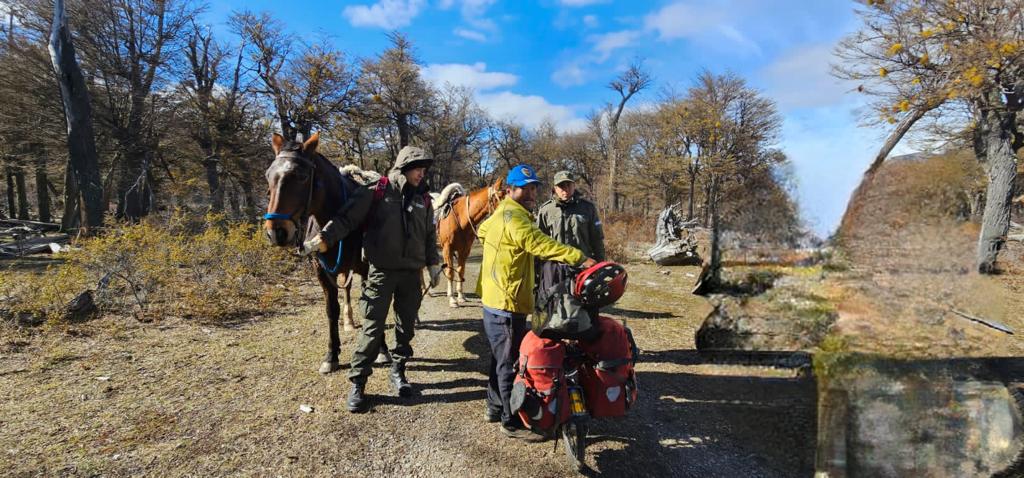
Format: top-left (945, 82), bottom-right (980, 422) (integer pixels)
top-left (463, 185), bottom-right (501, 236)
top-left (264, 151), bottom-right (318, 248)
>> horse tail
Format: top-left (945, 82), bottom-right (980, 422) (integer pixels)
top-left (436, 182), bottom-right (464, 206)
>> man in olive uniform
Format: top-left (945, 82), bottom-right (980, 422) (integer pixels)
top-left (536, 170), bottom-right (606, 261)
top-left (302, 146), bottom-right (442, 413)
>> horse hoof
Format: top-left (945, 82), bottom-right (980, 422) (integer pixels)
top-left (343, 324), bottom-right (355, 332)
top-left (319, 361), bottom-right (341, 374)
top-left (449, 301), bottom-right (459, 308)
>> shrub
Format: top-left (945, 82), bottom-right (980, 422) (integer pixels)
top-left (603, 211), bottom-right (658, 263)
top-left (3, 212), bottom-right (297, 323)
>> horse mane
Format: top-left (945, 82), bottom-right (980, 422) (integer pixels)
top-left (435, 183), bottom-right (466, 209)
top-left (338, 164), bottom-right (383, 186)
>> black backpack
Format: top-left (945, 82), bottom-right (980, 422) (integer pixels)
top-left (532, 261), bottom-right (597, 340)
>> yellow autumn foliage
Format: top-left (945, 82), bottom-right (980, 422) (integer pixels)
top-left (887, 43), bottom-right (904, 56)
top-left (2, 214), bottom-right (296, 322)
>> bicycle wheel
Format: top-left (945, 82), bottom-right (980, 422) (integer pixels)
top-left (561, 420), bottom-right (588, 471)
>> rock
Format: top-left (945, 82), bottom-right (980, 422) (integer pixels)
top-left (299, 405), bottom-right (314, 413)
top-left (817, 358), bottom-right (1024, 477)
top-left (96, 376), bottom-right (110, 381)
top-left (695, 291), bottom-right (835, 352)
top-left (63, 290), bottom-right (97, 322)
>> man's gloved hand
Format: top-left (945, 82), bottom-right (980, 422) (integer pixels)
top-left (580, 257), bottom-right (598, 269)
top-left (428, 264), bottom-right (444, 288)
top-left (300, 234), bottom-right (329, 256)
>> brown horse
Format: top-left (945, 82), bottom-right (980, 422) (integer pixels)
top-left (435, 178), bottom-right (505, 307)
top-left (263, 132), bottom-right (367, 374)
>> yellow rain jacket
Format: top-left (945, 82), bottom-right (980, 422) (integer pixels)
top-left (477, 197), bottom-right (585, 314)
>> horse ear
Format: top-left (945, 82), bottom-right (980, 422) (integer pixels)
top-left (492, 177), bottom-right (504, 190)
top-left (272, 133), bottom-right (285, 154)
top-left (302, 132), bottom-right (320, 153)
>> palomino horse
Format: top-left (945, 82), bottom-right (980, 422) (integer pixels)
top-left (263, 132), bottom-right (367, 374)
top-left (435, 178), bottom-right (505, 307)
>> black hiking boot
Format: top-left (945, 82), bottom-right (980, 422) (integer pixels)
top-left (347, 380), bottom-right (368, 413)
top-left (389, 362), bottom-right (412, 398)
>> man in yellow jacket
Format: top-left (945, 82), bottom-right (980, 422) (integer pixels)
top-left (476, 163), bottom-right (596, 439)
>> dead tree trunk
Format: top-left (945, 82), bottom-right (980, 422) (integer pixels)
top-left (35, 153), bottom-right (51, 223)
top-left (49, 0), bottom-right (104, 232)
top-left (6, 165), bottom-right (18, 219)
top-left (203, 156), bottom-right (224, 213)
top-left (974, 95), bottom-right (1018, 274)
top-left (14, 166), bottom-right (29, 220)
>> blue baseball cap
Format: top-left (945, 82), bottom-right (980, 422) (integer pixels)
top-left (506, 164), bottom-right (541, 187)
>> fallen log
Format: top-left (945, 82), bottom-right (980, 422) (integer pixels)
top-left (950, 308), bottom-right (1014, 335)
top-left (0, 234), bottom-right (70, 257)
top-left (0, 218), bottom-right (60, 232)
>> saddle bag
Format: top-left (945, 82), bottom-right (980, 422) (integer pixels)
top-left (532, 261), bottom-right (595, 340)
top-left (577, 315), bottom-right (639, 418)
top-left (510, 331), bottom-right (571, 433)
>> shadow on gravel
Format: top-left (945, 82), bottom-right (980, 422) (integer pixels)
top-left (375, 388), bottom-right (486, 408)
top-left (416, 319), bottom-right (482, 333)
top-left (409, 356), bottom-right (485, 374)
top-left (604, 306), bottom-right (679, 320)
top-left (583, 351), bottom-right (817, 478)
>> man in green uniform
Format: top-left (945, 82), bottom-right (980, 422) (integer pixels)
top-left (536, 170), bottom-right (606, 261)
top-left (302, 146), bottom-right (442, 413)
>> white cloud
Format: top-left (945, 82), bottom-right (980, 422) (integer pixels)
top-left (477, 91), bottom-right (587, 132)
top-left (420, 62), bottom-right (519, 91)
top-left (582, 14), bottom-right (599, 29)
top-left (454, 28), bottom-right (487, 42)
top-left (421, 62), bottom-right (585, 131)
top-left (590, 30), bottom-right (641, 62)
top-left (760, 44), bottom-right (851, 110)
top-left (558, 0), bottom-right (609, 6)
top-left (552, 62), bottom-right (586, 87)
top-left (643, 2), bottom-right (724, 41)
top-left (343, 0), bottom-right (426, 29)
top-left (441, 0), bottom-right (498, 36)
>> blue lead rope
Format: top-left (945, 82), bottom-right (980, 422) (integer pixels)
top-left (263, 212), bottom-right (292, 220)
top-left (316, 179), bottom-right (348, 276)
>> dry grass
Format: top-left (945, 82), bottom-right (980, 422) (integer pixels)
top-left (825, 152), bottom-right (1024, 359)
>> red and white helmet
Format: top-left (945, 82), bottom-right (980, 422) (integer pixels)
top-left (574, 261), bottom-right (628, 307)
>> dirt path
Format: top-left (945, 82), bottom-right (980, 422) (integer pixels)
top-left (1, 250), bottom-right (816, 477)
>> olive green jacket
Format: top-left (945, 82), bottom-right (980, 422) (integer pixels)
top-left (319, 158), bottom-right (439, 271)
top-left (536, 192), bottom-right (606, 261)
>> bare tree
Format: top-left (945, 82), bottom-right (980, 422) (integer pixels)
top-left (358, 32), bottom-right (434, 151)
top-left (48, 0), bottom-right (103, 231)
top-left (232, 11), bottom-right (357, 142)
top-left (603, 61), bottom-right (651, 210)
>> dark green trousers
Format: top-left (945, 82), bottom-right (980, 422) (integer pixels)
top-left (348, 265), bottom-right (422, 382)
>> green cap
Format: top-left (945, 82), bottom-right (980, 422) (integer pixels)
top-left (553, 170), bottom-right (575, 185)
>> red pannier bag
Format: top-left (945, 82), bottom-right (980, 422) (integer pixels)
top-left (511, 331), bottom-right (571, 433)
top-left (578, 315), bottom-right (639, 418)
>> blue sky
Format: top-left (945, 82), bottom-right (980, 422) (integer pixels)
top-left (206, 0), bottom-right (906, 236)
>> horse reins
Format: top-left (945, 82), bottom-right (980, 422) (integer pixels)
top-left (462, 186), bottom-right (499, 236)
